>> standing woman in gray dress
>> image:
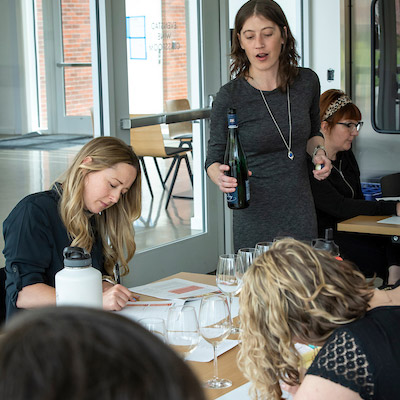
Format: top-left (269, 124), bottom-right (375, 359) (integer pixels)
top-left (205, 0), bottom-right (331, 251)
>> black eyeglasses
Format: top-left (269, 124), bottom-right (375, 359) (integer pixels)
top-left (336, 121), bottom-right (364, 132)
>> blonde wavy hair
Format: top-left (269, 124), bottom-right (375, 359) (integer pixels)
top-left (238, 238), bottom-right (374, 400)
top-left (57, 136), bottom-right (141, 276)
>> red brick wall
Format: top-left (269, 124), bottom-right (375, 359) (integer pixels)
top-left (61, 0), bottom-right (93, 116)
top-left (35, 0), bottom-right (187, 124)
top-left (162, 0), bottom-right (188, 102)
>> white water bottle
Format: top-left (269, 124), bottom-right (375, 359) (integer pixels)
top-left (55, 247), bottom-right (102, 308)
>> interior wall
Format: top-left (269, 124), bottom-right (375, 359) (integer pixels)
top-left (308, 0), bottom-right (342, 94)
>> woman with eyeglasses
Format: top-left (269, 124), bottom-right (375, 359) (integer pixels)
top-left (308, 89), bottom-right (400, 285)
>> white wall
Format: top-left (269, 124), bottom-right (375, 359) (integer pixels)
top-left (308, 0), bottom-right (342, 94)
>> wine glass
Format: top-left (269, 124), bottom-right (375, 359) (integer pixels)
top-left (198, 294), bottom-right (232, 389)
top-left (237, 247), bottom-right (256, 272)
top-left (166, 305), bottom-right (200, 358)
top-left (138, 317), bottom-right (166, 342)
top-left (273, 236), bottom-right (294, 242)
top-left (255, 241), bottom-right (273, 256)
top-left (216, 254), bottom-right (244, 333)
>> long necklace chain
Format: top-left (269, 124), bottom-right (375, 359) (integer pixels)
top-left (255, 82), bottom-right (293, 160)
top-left (332, 159), bottom-right (355, 198)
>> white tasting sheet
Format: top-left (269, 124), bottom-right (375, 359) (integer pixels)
top-left (130, 278), bottom-right (219, 300)
top-left (377, 216), bottom-right (400, 225)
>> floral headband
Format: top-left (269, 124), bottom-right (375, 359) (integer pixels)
top-left (322, 95), bottom-right (352, 121)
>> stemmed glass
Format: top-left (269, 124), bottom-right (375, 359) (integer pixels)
top-left (138, 317), bottom-right (166, 342)
top-left (166, 305), bottom-right (200, 358)
top-left (198, 294), bottom-right (232, 389)
top-left (255, 241), bottom-right (273, 256)
top-left (216, 254), bottom-right (244, 333)
top-left (237, 247), bottom-right (256, 272)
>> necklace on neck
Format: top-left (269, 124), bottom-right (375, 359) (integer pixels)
top-left (250, 77), bottom-right (294, 160)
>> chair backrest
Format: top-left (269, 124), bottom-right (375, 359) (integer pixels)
top-left (380, 172), bottom-right (400, 197)
top-left (130, 115), bottom-right (168, 158)
top-left (164, 99), bottom-right (192, 138)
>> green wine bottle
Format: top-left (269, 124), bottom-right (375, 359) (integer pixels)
top-left (223, 108), bottom-right (250, 209)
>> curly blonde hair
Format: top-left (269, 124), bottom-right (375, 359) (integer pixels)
top-left (238, 238), bottom-right (374, 400)
top-left (57, 137), bottom-right (141, 276)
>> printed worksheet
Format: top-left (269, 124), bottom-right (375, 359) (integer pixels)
top-left (130, 278), bottom-right (219, 300)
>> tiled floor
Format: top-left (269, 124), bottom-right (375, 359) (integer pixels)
top-left (0, 142), bottom-right (197, 268)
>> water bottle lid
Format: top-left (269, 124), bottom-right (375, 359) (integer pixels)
top-left (63, 246), bottom-right (91, 267)
top-left (312, 239), bottom-right (340, 257)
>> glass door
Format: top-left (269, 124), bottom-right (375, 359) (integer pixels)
top-left (94, 0), bottom-right (227, 285)
top-left (41, 0), bottom-right (93, 134)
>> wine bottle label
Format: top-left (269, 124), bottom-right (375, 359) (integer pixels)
top-left (228, 114), bottom-right (238, 128)
top-left (227, 189), bottom-right (238, 204)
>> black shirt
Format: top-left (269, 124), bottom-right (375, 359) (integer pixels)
top-left (307, 305), bottom-right (400, 399)
top-left (3, 185), bottom-right (105, 320)
top-left (307, 149), bottom-right (398, 237)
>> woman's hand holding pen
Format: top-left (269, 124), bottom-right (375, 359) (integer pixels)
top-left (102, 284), bottom-right (140, 311)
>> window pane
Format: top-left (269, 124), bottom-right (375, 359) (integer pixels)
top-left (61, 0), bottom-right (93, 117)
top-left (125, 0), bottom-right (204, 250)
top-left (372, 0), bottom-right (400, 133)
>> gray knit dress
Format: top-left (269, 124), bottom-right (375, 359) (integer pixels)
top-left (205, 68), bottom-right (320, 251)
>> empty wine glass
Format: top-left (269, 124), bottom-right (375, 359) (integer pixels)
top-left (237, 247), bottom-right (256, 272)
top-left (216, 254), bottom-right (244, 333)
top-left (166, 305), bottom-right (200, 358)
top-left (138, 317), bottom-right (166, 342)
top-left (255, 241), bottom-right (273, 256)
top-left (198, 294), bottom-right (232, 389)
top-left (273, 236), bottom-right (294, 242)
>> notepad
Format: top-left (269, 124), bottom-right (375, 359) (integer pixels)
top-left (377, 216), bottom-right (400, 225)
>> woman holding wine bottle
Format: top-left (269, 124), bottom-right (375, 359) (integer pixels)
top-left (205, 0), bottom-right (331, 251)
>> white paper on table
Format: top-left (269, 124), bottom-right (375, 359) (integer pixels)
top-left (186, 338), bottom-right (239, 362)
top-left (130, 278), bottom-right (219, 300)
top-left (115, 299), bottom-right (184, 322)
top-left (215, 382), bottom-right (293, 400)
top-left (295, 342), bottom-right (315, 355)
top-left (116, 296), bottom-right (239, 327)
top-left (377, 197), bottom-right (400, 201)
top-left (377, 216), bottom-right (400, 225)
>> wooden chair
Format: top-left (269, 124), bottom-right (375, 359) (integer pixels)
top-left (130, 120), bottom-right (193, 209)
top-left (380, 172), bottom-right (400, 197)
top-left (164, 99), bottom-right (193, 148)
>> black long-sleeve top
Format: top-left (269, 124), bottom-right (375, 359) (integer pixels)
top-left (3, 185), bottom-right (105, 320)
top-left (307, 149), bottom-right (398, 237)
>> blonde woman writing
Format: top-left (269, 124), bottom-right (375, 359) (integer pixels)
top-left (239, 238), bottom-right (400, 400)
top-left (3, 137), bottom-right (141, 319)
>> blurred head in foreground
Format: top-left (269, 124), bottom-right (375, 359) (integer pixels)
top-left (0, 306), bottom-right (205, 400)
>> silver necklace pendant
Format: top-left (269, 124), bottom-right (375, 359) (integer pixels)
top-left (288, 151), bottom-right (294, 160)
